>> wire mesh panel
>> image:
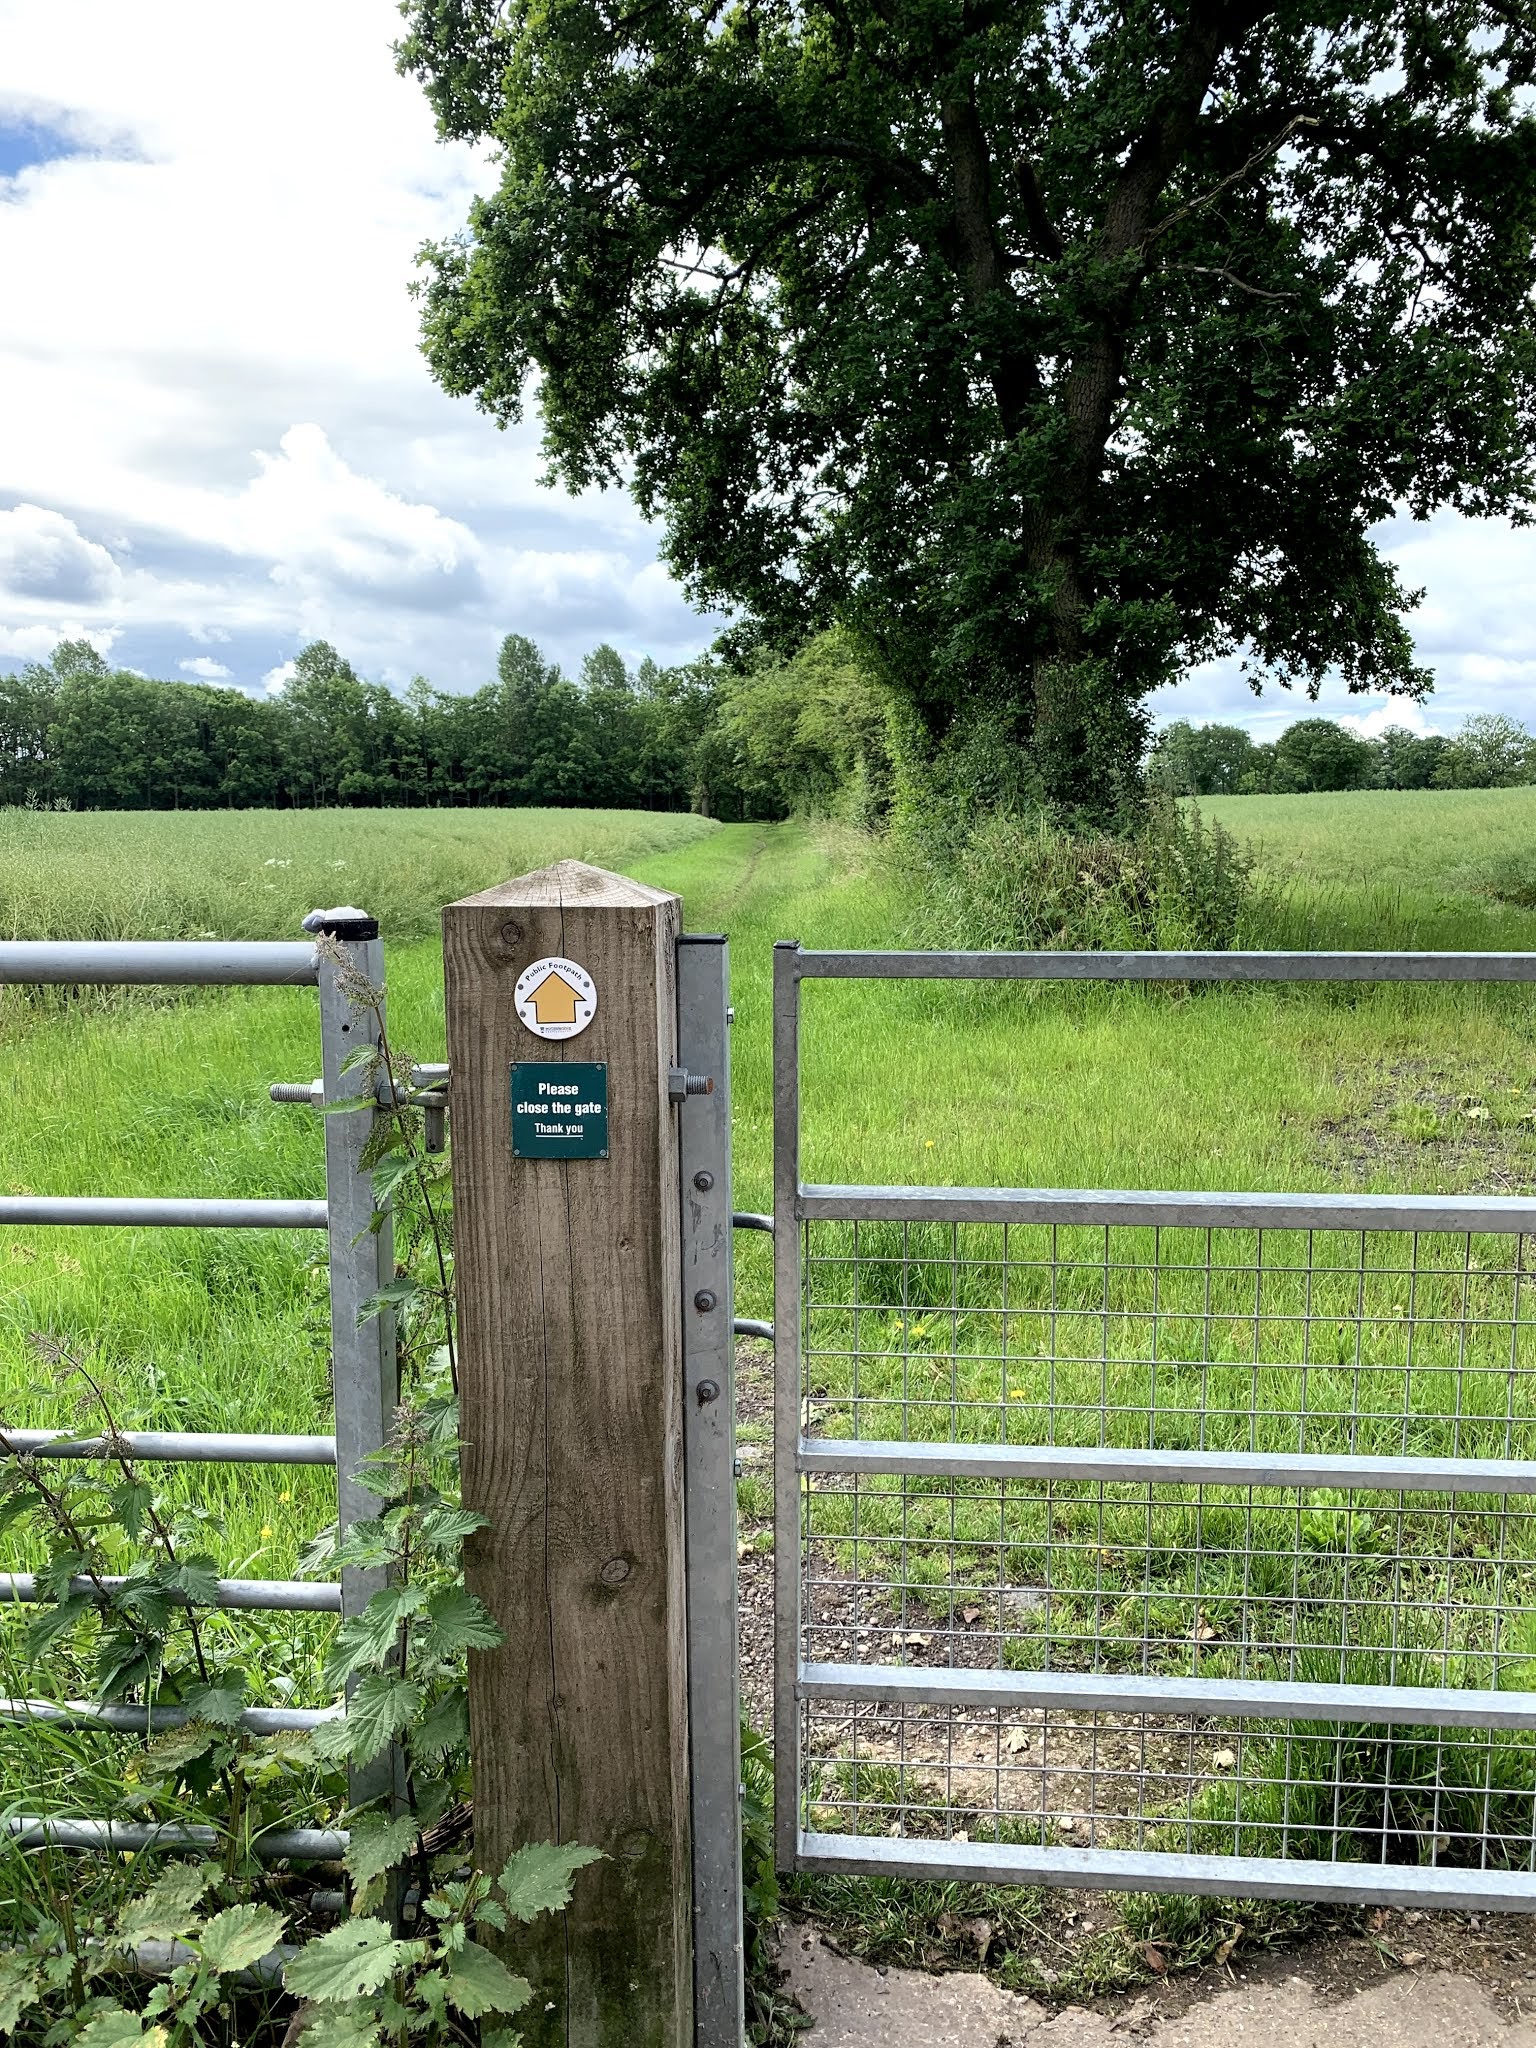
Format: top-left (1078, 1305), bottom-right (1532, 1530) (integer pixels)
top-left (772, 944), bottom-right (1536, 1905)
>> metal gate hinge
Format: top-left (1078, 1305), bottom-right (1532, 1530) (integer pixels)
top-left (667, 1067), bottom-right (714, 1104)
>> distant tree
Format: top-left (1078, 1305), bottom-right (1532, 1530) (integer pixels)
top-left (716, 631), bottom-right (892, 819)
top-left (1272, 718), bottom-right (1373, 793)
top-left (404, 0), bottom-right (1536, 816)
top-left (1434, 713), bottom-right (1536, 789)
top-left (1372, 725), bottom-right (1450, 791)
top-left (1148, 721), bottom-right (1258, 796)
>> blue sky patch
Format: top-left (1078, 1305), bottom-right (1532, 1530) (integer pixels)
top-left (0, 115), bottom-right (88, 182)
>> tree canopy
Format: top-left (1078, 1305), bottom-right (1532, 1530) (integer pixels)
top-left (402, 0), bottom-right (1536, 815)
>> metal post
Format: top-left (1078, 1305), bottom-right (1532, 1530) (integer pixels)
top-left (771, 941), bottom-right (802, 1871)
top-left (313, 910), bottom-right (400, 1816)
top-left (677, 936), bottom-right (745, 2047)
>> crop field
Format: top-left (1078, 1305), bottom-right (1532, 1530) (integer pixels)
top-left (3, 787), bottom-right (1536, 1872)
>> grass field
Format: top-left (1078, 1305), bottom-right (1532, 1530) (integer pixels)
top-left (4, 789), bottom-right (1536, 1884)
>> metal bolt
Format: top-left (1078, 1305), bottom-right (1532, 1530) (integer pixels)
top-left (693, 1289), bottom-right (717, 1313)
top-left (693, 1170), bottom-right (714, 1193)
top-left (696, 1380), bottom-right (720, 1406)
top-left (599, 1557), bottom-right (631, 1587)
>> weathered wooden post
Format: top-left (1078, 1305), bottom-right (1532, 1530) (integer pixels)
top-left (443, 861), bottom-right (692, 2047)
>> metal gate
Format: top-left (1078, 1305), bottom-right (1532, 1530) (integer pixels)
top-left (773, 942), bottom-right (1536, 1911)
top-left (0, 914), bottom-right (428, 1852)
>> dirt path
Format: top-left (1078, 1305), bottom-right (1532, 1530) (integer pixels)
top-left (780, 1920), bottom-right (1536, 2046)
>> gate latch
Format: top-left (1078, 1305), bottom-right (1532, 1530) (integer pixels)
top-left (667, 1068), bottom-right (714, 1104)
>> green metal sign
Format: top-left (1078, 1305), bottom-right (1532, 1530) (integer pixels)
top-left (511, 1061), bottom-right (609, 1159)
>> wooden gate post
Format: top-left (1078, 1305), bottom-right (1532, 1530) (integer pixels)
top-left (443, 861), bottom-right (691, 2048)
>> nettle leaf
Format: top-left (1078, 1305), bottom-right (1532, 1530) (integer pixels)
top-left (197, 1902), bottom-right (288, 1974)
top-left (370, 1153), bottom-right (418, 1208)
top-left (165, 1557), bottom-right (222, 1608)
top-left (345, 1673), bottom-right (423, 1766)
top-left (356, 1277), bottom-right (424, 1327)
top-left (318, 1095), bottom-right (375, 1117)
top-left (74, 2015), bottom-right (169, 2047)
top-left (114, 1861), bottom-right (219, 1947)
top-left (0, 1953), bottom-right (43, 2035)
top-left (324, 1585), bottom-right (430, 1690)
top-left (137, 1723), bottom-right (220, 1782)
top-left (23, 1589), bottom-right (91, 1654)
top-left (0, 1487), bottom-right (44, 1539)
top-left (343, 1813), bottom-right (420, 1901)
top-left (292, 2010), bottom-right (383, 2048)
top-left (496, 1842), bottom-right (604, 1923)
top-left (35, 1550), bottom-right (91, 1601)
top-left (340, 1043), bottom-right (380, 1078)
top-left (283, 1919), bottom-right (424, 2002)
top-left (181, 1679), bottom-right (247, 1727)
top-left (439, 1943), bottom-right (533, 2020)
top-left (423, 1587), bottom-right (504, 1656)
top-left (410, 1688), bottom-right (468, 1760)
top-left (415, 1505), bottom-right (488, 1554)
top-left (94, 1631), bottom-right (161, 1701)
top-left (331, 1518), bottom-right (399, 1570)
top-left (109, 1478), bottom-right (154, 1540)
top-left (308, 1714), bottom-right (355, 1763)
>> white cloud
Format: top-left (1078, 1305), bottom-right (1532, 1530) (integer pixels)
top-left (262, 660), bottom-right (296, 697)
top-left (179, 654), bottom-right (231, 679)
top-left (0, 504), bottom-right (122, 604)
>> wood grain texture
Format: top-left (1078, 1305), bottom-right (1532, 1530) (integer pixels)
top-left (443, 861), bottom-right (690, 2048)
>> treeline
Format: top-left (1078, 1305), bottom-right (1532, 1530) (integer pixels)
top-left (1150, 715), bottom-right (1536, 796)
top-left (0, 633), bottom-right (890, 819)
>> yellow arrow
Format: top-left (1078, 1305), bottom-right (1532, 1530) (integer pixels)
top-left (525, 970), bottom-right (586, 1027)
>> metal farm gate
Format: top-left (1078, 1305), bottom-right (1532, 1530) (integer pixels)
top-left (0, 915), bottom-right (434, 1854)
top-left (771, 942), bottom-right (1536, 1913)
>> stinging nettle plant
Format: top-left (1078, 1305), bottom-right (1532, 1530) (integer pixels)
top-left (0, 944), bottom-right (599, 2044)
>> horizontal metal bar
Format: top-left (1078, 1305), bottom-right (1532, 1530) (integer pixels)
top-left (0, 1699), bottom-right (341, 1734)
top-left (799, 1437), bottom-right (1536, 1496)
top-left (799, 1661), bottom-right (1536, 1731)
top-left (733, 1318), bottom-right (775, 1340)
top-left (7, 1818), bottom-right (347, 1858)
top-left (732, 1212), bottom-right (774, 1234)
top-left (0, 1574), bottom-right (341, 1613)
top-left (0, 1196), bottom-right (328, 1230)
top-left (797, 1183), bottom-right (1536, 1234)
top-left (2, 1430), bottom-right (337, 1465)
top-left (0, 940), bottom-right (319, 987)
top-left (797, 1831), bottom-right (1536, 1912)
top-left (792, 948), bottom-right (1536, 985)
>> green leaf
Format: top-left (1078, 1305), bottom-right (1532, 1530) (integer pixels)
top-left (370, 1153), bottom-right (418, 1208)
top-left (496, 1842), bottom-right (604, 1923)
top-left (138, 1722), bottom-right (218, 1773)
top-left (283, 1919), bottom-right (422, 2002)
top-left (410, 1688), bottom-right (468, 1760)
top-left (25, 1592), bottom-right (94, 1657)
top-left (344, 1673), bottom-right (423, 1766)
top-left (307, 1713), bottom-right (355, 1762)
top-left (330, 1517), bottom-right (399, 1570)
top-left (165, 1557), bottom-right (222, 1608)
top-left (481, 2031), bottom-right (525, 2048)
top-left (197, 1903), bottom-right (288, 1974)
top-left (356, 1277), bottom-right (423, 1326)
top-left (415, 1505), bottom-right (489, 1553)
top-left (109, 1479), bottom-right (153, 1540)
top-left (0, 1487), bottom-right (44, 1539)
top-left (343, 1812), bottom-right (420, 1900)
top-left (440, 1943), bottom-right (533, 2020)
top-left (423, 1587), bottom-right (504, 1656)
top-left (74, 2016), bottom-right (169, 2047)
top-left (318, 1094), bottom-right (374, 1116)
top-left (340, 1042), bottom-right (380, 1077)
top-left (0, 1954), bottom-right (42, 2036)
top-left (323, 1584), bottom-right (430, 1689)
top-left (180, 1679), bottom-right (246, 1727)
top-left (114, 1861), bottom-right (219, 1947)
top-left (290, 2011), bottom-right (382, 2048)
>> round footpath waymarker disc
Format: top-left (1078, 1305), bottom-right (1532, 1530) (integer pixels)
top-left (514, 955), bottom-right (598, 1040)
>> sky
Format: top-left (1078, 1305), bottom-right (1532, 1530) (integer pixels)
top-left (0, 0), bottom-right (1531, 735)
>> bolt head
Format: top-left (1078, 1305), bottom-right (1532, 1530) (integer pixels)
top-left (693, 1170), bottom-right (715, 1192)
top-left (693, 1288), bottom-right (717, 1312)
top-left (696, 1379), bottom-right (721, 1405)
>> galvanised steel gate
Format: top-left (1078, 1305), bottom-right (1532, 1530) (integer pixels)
top-left (0, 914), bottom-right (435, 1857)
top-left (773, 942), bottom-right (1536, 1911)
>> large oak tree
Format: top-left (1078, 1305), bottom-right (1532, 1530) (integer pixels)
top-left (403, 0), bottom-right (1536, 812)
